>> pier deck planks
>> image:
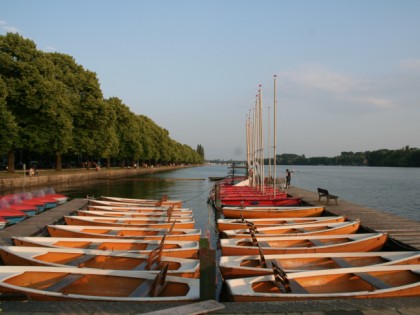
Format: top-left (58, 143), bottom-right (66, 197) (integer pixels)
top-left (288, 186), bottom-right (420, 250)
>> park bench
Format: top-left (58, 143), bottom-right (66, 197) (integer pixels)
top-left (317, 188), bottom-right (339, 204)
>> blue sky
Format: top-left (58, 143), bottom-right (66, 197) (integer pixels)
top-left (2, 0), bottom-right (420, 160)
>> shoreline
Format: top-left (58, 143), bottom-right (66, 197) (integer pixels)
top-left (0, 165), bottom-right (197, 193)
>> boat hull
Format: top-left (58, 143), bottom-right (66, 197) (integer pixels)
top-left (220, 233), bottom-right (388, 256)
top-left (222, 206), bottom-right (325, 219)
top-left (226, 265), bottom-right (420, 301)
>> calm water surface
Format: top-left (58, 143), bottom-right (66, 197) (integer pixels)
top-left (284, 165), bottom-right (420, 222)
top-left (54, 164), bottom-right (419, 230)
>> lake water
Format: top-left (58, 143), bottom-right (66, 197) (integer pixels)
top-left (285, 165), bottom-right (420, 222)
top-left (54, 163), bottom-right (420, 243)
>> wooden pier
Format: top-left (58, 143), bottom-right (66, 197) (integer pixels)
top-left (288, 186), bottom-right (420, 250)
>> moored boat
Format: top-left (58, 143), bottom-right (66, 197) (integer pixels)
top-left (0, 217), bottom-right (7, 229)
top-left (99, 195), bottom-right (183, 208)
top-left (0, 266), bottom-right (199, 301)
top-left (219, 251), bottom-right (420, 279)
top-left (221, 196), bottom-right (302, 207)
top-left (76, 210), bottom-right (193, 219)
top-left (47, 225), bottom-right (201, 241)
top-left (226, 264), bottom-right (420, 301)
top-left (221, 221), bottom-right (360, 238)
top-left (0, 198), bottom-right (38, 217)
top-left (217, 216), bottom-right (346, 231)
top-left (42, 187), bottom-right (69, 204)
top-left (220, 233), bottom-right (388, 256)
top-left (63, 216), bottom-right (195, 229)
top-left (222, 206), bottom-right (325, 219)
top-left (0, 246), bottom-right (200, 278)
top-left (86, 204), bottom-right (193, 214)
top-left (0, 209), bottom-right (28, 225)
top-left (12, 237), bottom-right (199, 258)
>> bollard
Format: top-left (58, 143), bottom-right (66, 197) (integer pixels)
top-left (199, 238), bottom-right (216, 301)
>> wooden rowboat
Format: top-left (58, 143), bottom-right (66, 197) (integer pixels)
top-left (226, 265), bottom-right (420, 301)
top-left (220, 197), bottom-right (302, 207)
top-left (220, 233), bottom-right (388, 256)
top-left (99, 196), bottom-right (183, 208)
top-left (219, 251), bottom-right (420, 279)
top-left (218, 216), bottom-right (345, 231)
top-left (0, 246), bottom-right (200, 278)
top-left (12, 237), bottom-right (199, 258)
top-left (87, 201), bottom-right (171, 210)
top-left (86, 204), bottom-right (193, 215)
top-left (47, 225), bottom-right (201, 241)
top-left (221, 221), bottom-right (360, 238)
top-left (222, 206), bottom-right (325, 219)
top-left (63, 216), bottom-right (195, 229)
top-left (76, 210), bottom-right (193, 219)
top-left (0, 266), bottom-right (199, 301)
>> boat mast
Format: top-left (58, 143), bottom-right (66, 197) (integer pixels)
top-left (273, 75), bottom-right (277, 197)
top-left (258, 85), bottom-right (264, 194)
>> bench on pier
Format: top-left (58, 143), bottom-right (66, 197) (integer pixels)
top-left (317, 188), bottom-right (339, 204)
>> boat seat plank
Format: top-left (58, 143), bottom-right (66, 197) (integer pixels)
top-left (142, 300), bottom-right (225, 315)
top-left (288, 279), bottom-right (308, 294)
top-left (331, 257), bottom-right (353, 268)
top-left (353, 272), bottom-right (391, 290)
top-left (129, 280), bottom-right (153, 297)
top-left (45, 274), bottom-right (84, 292)
top-left (309, 239), bottom-right (324, 247)
top-left (67, 255), bottom-right (95, 266)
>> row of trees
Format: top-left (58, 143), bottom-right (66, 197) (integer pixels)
top-left (271, 146), bottom-right (420, 167)
top-left (0, 33), bottom-right (204, 172)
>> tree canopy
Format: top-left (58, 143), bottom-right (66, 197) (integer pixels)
top-left (0, 33), bottom-right (204, 171)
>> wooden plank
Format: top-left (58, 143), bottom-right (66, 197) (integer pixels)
top-left (45, 274), bottom-right (83, 292)
top-left (67, 254), bottom-right (95, 266)
top-left (141, 300), bottom-right (225, 315)
top-left (353, 272), bottom-right (391, 290)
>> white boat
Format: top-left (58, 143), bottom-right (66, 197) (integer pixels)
top-left (0, 266), bottom-right (199, 301)
top-left (220, 233), bottom-right (388, 256)
top-left (219, 251), bottom-right (420, 279)
top-left (76, 210), bottom-right (193, 219)
top-left (12, 237), bottom-right (199, 258)
top-left (86, 204), bottom-right (193, 214)
top-left (63, 216), bottom-right (195, 229)
top-left (221, 221), bottom-right (360, 238)
top-left (47, 225), bottom-right (201, 241)
top-left (226, 265), bottom-right (420, 301)
top-left (217, 216), bottom-right (345, 231)
top-left (0, 246), bottom-right (199, 278)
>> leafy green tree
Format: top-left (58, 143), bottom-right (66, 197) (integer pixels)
top-left (0, 76), bottom-right (18, 159)
top-left (107, 97), bottom-right (141, 167)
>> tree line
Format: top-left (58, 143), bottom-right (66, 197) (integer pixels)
top-left (0, 33), bottom-right (204, 172)
top-left (271, 146), bottom-right (420, 167)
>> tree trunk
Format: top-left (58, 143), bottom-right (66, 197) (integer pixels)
top-left (7, 150), bottom-right (15, 173)
top-left (106, 157), bottom-right (111, 168)
top-left (55, 153), bottom-right (62, 171)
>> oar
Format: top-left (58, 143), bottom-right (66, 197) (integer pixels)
top-left (272, 260), bottom-right (291, 293)
top-left (148, 263), bottom-right (169, 297)
top-left (166, 205), bottom-right (174, 222)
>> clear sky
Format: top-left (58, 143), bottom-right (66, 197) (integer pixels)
top-left (1, 0), bottom-right (420, 160)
